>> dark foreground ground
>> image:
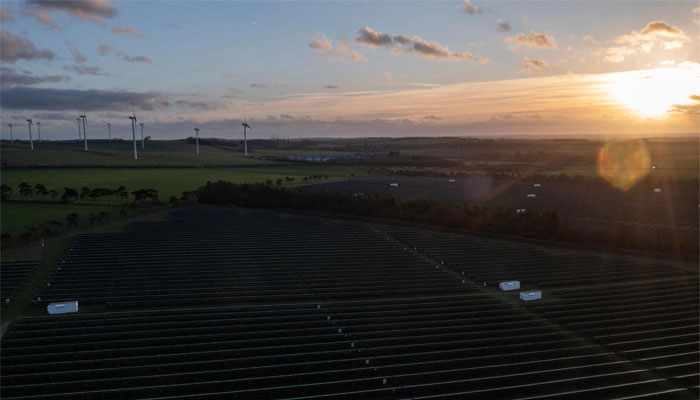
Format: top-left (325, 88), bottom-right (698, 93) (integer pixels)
top-left (1, 205), bottom-right (697, 399)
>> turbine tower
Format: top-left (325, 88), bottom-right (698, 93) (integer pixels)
top-left (194, 127), bottom-right (200, 154)
top-left (107, 123), bottom-right (111, 140)
top-left (129, 102), bottom-right (138, 160)
top-left (80, 114), bottom-right (88, 151)
top-left (36, 121), bottom-right (41, 143)
top-left (26, 118), bottom-right (34, 150)
top-left (139, 123), bottom-right (145, 148)
top-left (8, 124), bottom-right (13, 143)
top-left (76, 117), bottom-right (82, 140)
top-left (242, 109), bottom-right (252, 156)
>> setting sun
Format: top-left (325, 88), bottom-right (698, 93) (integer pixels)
top-left (606, 65), bottom-right (700, 118)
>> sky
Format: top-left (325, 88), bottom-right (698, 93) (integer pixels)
top-left (0, 0), bottom-right (698, 140)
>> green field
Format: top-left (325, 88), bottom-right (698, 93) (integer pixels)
top-left (0, 140), bottom-right (285, 167)
top-left (1, 165), bottom-right (365, 202)
top-left (1, 202), bottom-right (126, 236)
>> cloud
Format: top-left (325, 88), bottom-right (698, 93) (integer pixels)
top-left (0, 87), bottom-right (169, 111)
top-left (462, 0), bottom-right (480, 15)
top-left (394, 34), bottom-right (488, 62)
top-left (27, 0), bottom-right (117, 25)
top-left (640, 21), bottom-right (682, 36)
top-left (323, 85), bottom-right (340, 89)
top-left (505, 31), bottom-right (557, 49)
top-left (355, 27), bottom-right (392, 46)
top-left (111, 25), bottom-right (145, 39)
top-left (63, 64), bottom-right (107, 75)
top-left (33, 7), bottom-right (60, 30)
top-left (581, 35), bottom-right (599, 44)
top-left (173, 100), bottom-right (218, 110)
top-left (1, 7), bottom-right (13, 23)
top-left (0, 30), bottom-right (55, 63)
top-left (353, 27), bottom-right (487, 62)
top-left (660, 59), bottom-right (675, 65)
top-left (520, 57), bottom-right (550, 73)
top-left (98, 44), bottom-right (152, 63)
top-left (689, 94), bottom-right (700, 101)
top-left (669, 103), bottom-right (700, 114)
top-left (250, 83), bottom-right (289, 89)
top-left (497, 20), bottom-right (511, 32)
top-left (0, 66), bottom-right (70, 89)
top-left (65, 40), bottom-right (86, 64)
top-left (309, 33), bottom-right (366, 62)
top-left (605, 21), bottom-right (687, 63)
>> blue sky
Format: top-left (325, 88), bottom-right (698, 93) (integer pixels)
top-left (1, 0), bottom-right (698, 139)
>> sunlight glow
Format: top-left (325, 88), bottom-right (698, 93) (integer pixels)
top-left (607, 65), bottom-right (700, 118)
top-left (597, 140), bottom-right (651, 191)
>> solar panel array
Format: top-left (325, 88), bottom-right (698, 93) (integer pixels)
top-left (1, 208), bottom-right (697, 399)
top-left (1, 261), bottom-right (40, 311)
top-left (32, 209), bottom-right (465, 307)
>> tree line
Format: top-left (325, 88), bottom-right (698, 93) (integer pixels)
top-left (197, 180), bottom-right (697, 260)
top-left (1, 183), bottom-right (161, 206)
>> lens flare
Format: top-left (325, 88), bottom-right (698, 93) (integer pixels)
top-left (597, 140), bottom-right (651, 191)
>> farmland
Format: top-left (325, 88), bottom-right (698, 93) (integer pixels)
top-left (1, 206), bottom-right (697, 399)
top-left (0, 202), bottom-right (127, 237)
top-left (1, 165), bottom-right (366, 202)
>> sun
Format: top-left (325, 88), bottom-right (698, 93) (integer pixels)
top-left (606, 65), bottom-right (700, 118)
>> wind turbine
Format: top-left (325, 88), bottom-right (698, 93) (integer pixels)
top-left (129, 101), bottom-right (138, 160)
top-left (242, 108), bottom-right (252, 156)
top-left (26, 118), bottom-right (34, 150)
top-left (107, 123), bottom-right (111, 140)
top-left (36, 121), bottom-right (41, 143)
top-left (80, 113), bottom-right (88, 151)
top-left (8, 124), bottom-right (13, 143)
top-left (139, 123), bottom-right (145, 148)
top-left (76, 117), bottom-right (82, 141)
top-left (194, 127), bottom-right (200, 154)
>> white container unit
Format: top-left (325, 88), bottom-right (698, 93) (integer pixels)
top-left (526, 194), bottom-right (536, 198)
top-left (499, 281), bottom-right (520, 291)
top-left (519, 291), bottom-right (542, 302)
top-left (389, 183), bottom-right (399, 187)
top-left (533, 183), bottom-right (541, 188)
top-left (47, 301), bottom-right (79, 315)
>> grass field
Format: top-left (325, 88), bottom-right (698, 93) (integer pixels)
top-left (1, 202), bottom-right (129, 237)
top-left (1, 165), bottom-right (366, 201)
top-left (0, 140), bottom-right (285, 167)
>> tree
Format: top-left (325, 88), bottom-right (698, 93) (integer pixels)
top-left (61, 188), bottom-right (79, 203)
top-left (87, 213), bottom-right (98, 226)
top-left (131, 188), bottom-right (159, 206)
top-left (66, 213), bottom-right (79, 227)
top-left (48, 189), bottom-right (59, 200)
top-left (89, 188), bottom-right (112, 203)
top-left (18, 182), bottom-right (33, 199)
top-left (34, 184), bottom-right (48, 198)
top-left (169, 196), bottom-right (178, 205)
top-left (114, 186), bottom-right (129, 202)
top-left (80, 187), bottom-right (91, 200)
top-left (1, 184), bottom-right (12, 201)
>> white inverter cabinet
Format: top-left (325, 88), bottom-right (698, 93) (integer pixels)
top-left (47, 301), bottom-right (79, 315)
top-left (499, 281), bottom-right (520, 291)
top-left (519, 291), bottom-right (542, 302)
